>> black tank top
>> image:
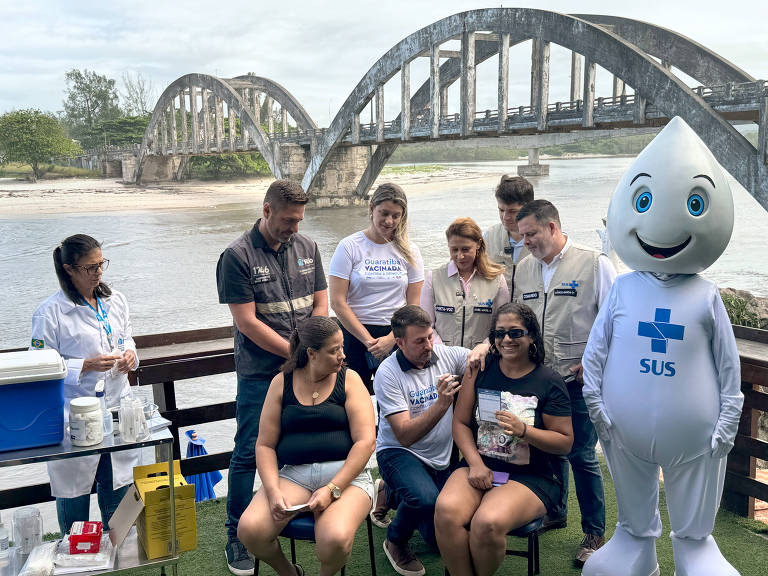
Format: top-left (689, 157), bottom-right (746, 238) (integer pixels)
top-left (276, 367), bottom-right (354, 465)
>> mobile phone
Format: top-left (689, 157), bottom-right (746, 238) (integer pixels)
top-left (563, 373), bottom-right (577, 384)
top-left (492, 471), bottom-right (509, 486)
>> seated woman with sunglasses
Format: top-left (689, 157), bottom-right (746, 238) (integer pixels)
top-left (434, 303), bottom-right (573, 576)
top-left (238, 317), bottom-right (376, 576)
top-left (31, 234), bottom-right (140, 535)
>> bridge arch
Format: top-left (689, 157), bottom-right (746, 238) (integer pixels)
top-left (229, 75), bottom-right (317, 131)
top-left (302, 8), bottom-right (764, 210)
top-left (574, 14), bottom-right (754, 85)
top-left (135, 73), bottom-right (320, 183)
top-left (135, 73), bottom-right (277, 183)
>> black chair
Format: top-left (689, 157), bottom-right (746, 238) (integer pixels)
top-left (255, 513), bottom-right (377, 575)
top-left (445, 516), bottom-right (543, 576)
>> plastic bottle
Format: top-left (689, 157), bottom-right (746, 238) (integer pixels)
top-left (0, 510), bottom-right (9, 560)
top-left (95, 380), bottom-right (113, 436)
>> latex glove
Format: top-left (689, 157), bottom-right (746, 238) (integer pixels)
top-left (710, 433), bottom-right (734, 459)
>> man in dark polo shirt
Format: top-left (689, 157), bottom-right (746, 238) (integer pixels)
top-left (216, 179), bottom-right (328, 575)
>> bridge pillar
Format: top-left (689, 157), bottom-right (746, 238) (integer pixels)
top-left (121, 157), bottom-right (136, 183)
top-left (430, 44), bottom-right (441, 139)
top-left (279, 143), bottom-right (372, 207)
top-left (139, 156), bottom-right (184, 182)
top-left (583, 57), bottom-right (596, 127)
top-left (498, 32), bottom-right (510, 133)
top-left (102, 160), bottom-right (123, 178)
top-left (531, 39), bottom-right (550, 132)
top-left (518, 148), bottom-right (549, 177)
top-left (759, 92), bottom-right (768, 166)
top-left (570, 52), bottom-right (582, 102)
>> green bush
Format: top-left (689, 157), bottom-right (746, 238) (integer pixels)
top-left (721, 293), bottom-right (761, 328)
top-left (188, 152), bottom-right (272, 179)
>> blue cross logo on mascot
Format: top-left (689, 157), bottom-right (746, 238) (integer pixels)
top-left (581, 117), bottom-right (744, 576)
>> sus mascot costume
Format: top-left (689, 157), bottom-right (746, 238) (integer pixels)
top-left (581, 117), bottom-right (743, 576)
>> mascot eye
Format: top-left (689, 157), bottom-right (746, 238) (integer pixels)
top-left (634, 191), bottom-right (652, 213)
top-left (687, 194), bottom-right (705, 216)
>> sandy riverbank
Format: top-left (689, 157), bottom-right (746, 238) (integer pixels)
top-left (0, 166), bottom-right (501, 217)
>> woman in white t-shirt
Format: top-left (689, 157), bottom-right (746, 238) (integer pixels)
top-left (329, 183), bottom-right (424, 392)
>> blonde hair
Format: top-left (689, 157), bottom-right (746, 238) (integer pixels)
top-left (369, 183), bottom-right (415, 265)
top-left (445, 217), bottom-right (505, 280)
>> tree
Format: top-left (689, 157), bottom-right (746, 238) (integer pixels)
top-left (62, 69), bottom-right (121, 147)
top-left (0, 109), bottom-right (82, 181)
top-left (84, 115), bottom-right (150, 148)
top-left (121, 71), bottom-right (156, 116)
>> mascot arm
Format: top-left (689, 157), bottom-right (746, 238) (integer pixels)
top-left (582, 284), bottom-right (617, 441)
top-left (710, 289), bottom-right (744, 458)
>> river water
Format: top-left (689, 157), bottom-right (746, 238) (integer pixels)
top-left (1, 157), bottom-right (766, 531)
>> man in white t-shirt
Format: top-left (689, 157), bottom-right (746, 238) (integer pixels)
top-left (374, 305), bottom-right (468, 576)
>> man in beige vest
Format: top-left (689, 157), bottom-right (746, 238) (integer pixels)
top-left (484, 175), bottom-right (533, 297)
top-left (513, 199), bottom-right (617, 567)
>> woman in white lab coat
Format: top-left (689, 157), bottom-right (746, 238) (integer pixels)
top-left (30, 234), bottom-right (140, 535)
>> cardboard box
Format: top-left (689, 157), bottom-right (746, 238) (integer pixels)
top-left (110, 460), bottom-right (197, 559)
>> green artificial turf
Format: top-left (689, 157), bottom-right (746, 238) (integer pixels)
top-left (121, 460), bottom-right (768, 575)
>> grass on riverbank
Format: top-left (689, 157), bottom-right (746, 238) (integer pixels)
top-left (118, 459), bottom-right (768, 576)
top-left (0, 162), bottom-right (100, 179)
top-left (380, 163), bottom-right (446, 176)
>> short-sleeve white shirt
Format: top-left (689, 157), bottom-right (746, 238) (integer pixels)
top-left (374, 344), bottom-right (469, 469)
top-left (329, 231), bottom-right (424, 325)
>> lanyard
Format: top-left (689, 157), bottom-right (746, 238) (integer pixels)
top-left (84, 296), bottom-right (114, 350)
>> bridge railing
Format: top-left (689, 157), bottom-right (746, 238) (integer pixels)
top-left (134, 79), bottom-right (767, 156)
top-left (1, 325), bottom-right (767, 517)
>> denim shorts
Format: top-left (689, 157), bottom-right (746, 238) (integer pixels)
top-left (278, 460), bottom-right (374, 501)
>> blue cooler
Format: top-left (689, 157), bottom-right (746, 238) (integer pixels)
top-left (0, 349), bottom-right (67, 452)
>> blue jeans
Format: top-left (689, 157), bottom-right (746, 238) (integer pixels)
top-left (226, 376), bottom-right (271, 542)
top-left (552, 381), bottom-right (606, 536)
top-left (377, 448), bottom-right (454, 548)
top-left (56, 453), bottom-right (129, 535)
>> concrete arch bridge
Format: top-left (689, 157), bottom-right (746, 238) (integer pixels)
top-left (134, 9), bottom-right (768, 211)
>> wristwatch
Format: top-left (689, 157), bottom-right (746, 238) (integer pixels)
top-left (326, 482), bottom-right (342, 500)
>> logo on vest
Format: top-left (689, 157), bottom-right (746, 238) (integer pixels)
top-left (522, 291), bottom-right (539, 300)
top-left (473, 298), bottom-right (493, 314)
top-left (297, 257), bottom-right (314, 266)
top-left (554, 281), bottom-right (579, 297)
top-left (251, 265), bottom-right (273, 283)
top-left (637, 308), bottom-right (685, 377)
top-left (435, 305), bottom-right (455, 313)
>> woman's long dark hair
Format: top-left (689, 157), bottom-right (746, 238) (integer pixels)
top-left (281, 317), bottom-right (342, 373)
top-left (53, 234), bottom-right (111, 304)
top-left (488, 302), bottom-right (545, 365)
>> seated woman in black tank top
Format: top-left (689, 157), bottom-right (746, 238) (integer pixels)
top-left (434, 303), bottom-right (574, 576)
top-left (237, 317), bottom-right (376, 576)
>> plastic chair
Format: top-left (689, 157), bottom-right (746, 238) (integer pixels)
top-left (444, 516), bottom-right (542, 576)
top-left (255, 513), bottom-right (377, 576)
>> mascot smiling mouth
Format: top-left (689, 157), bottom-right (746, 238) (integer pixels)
top-left (636, 233), bottom-right (691, 259)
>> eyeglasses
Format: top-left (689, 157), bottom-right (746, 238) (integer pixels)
top-left (492, 328), bottom-right (529, 340)
top-left (72, 259), bottom-right (109, 274)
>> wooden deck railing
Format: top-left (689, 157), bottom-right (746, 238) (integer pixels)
top-left (722, 325), bottom-right (768, 517)
top-left (2, 325), bottom-right (767, 519)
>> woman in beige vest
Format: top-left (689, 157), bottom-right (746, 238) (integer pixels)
top-left (420, 217), bottom-right (509, 350)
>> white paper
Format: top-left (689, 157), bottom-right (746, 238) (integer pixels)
top-left (477, 388), bottom-right (501, 422)
top-left (283, 503), bottom-right (311, 514)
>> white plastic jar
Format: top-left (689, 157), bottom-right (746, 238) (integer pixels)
top-left (69, 397), bottom-right (104, 446)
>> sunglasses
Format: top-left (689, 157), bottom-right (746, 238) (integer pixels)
top-left (492, 328), bottom-right (529, 340)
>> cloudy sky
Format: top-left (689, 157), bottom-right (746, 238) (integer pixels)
top-left (1, 1), bottom-right (766, 126)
